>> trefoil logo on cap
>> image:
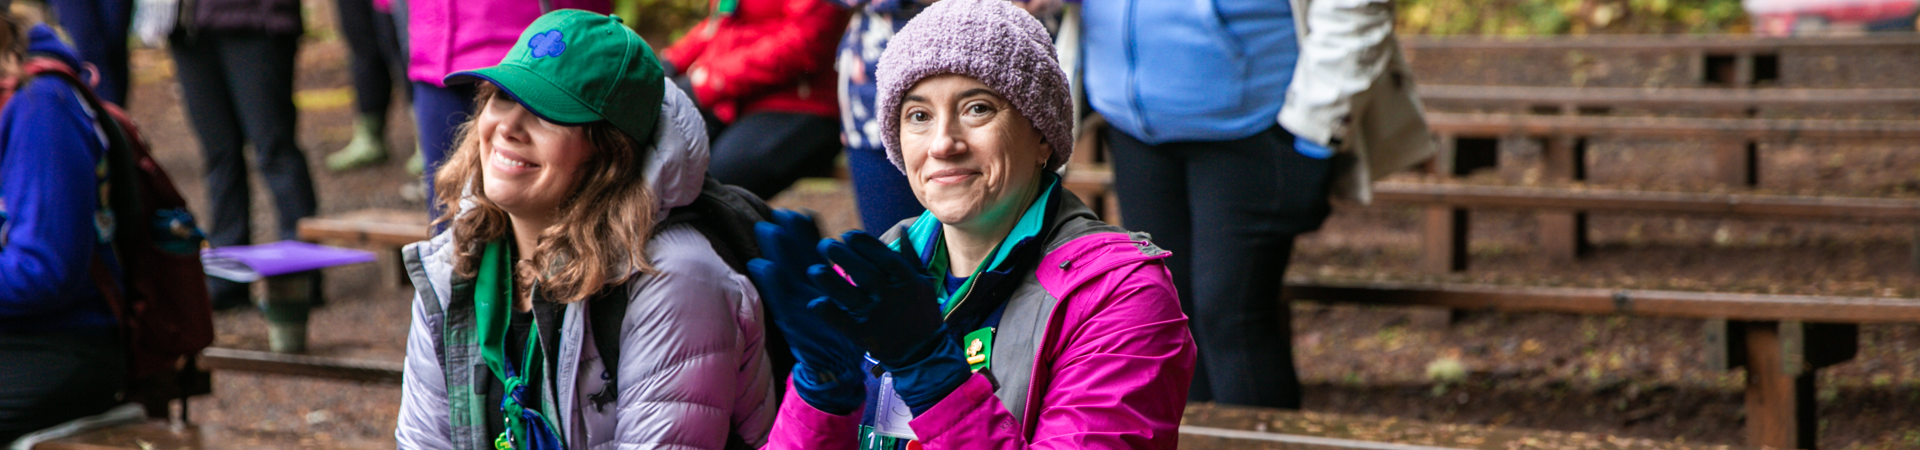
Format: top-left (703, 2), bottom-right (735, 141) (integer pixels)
top-left (530, 29), bottom-right (567, 58)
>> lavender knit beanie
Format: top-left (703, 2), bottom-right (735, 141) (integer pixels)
top-left (876, 0), bottom-right (1073, 173)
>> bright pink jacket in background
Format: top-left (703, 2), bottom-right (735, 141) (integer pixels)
top-left (407, 0), bottom-right (612, 87)
top-left (762, 204), bottom-right (1197, 449)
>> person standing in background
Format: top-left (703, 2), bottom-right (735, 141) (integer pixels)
top-left (322, 0), bottom-right (409, 172)
top-left (1081, 0), bottom-right (1431, 409)
top-left (169, 0), bottom-right (318, 310)
top-left (406, 0), bottom-right (610, 218)
top-left (826, 0), bottom-right (1059, 231)
top-left (656, 0), bottom-right (847, 201)
top-left (45, 0), bottom-right (129, 105)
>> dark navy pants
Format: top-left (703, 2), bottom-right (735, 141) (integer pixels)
top-left (412, 81), bottom-right (476, 220)
top-left (1107, 125), bottom-right (1332, 409)
top-left (171, 32), bottom-right (317, 309)
top-left (48, 0), bottom-right (131, 105)
top-left (0, 328), bottom-right (125, 442)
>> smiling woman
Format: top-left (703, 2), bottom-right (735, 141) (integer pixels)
top-left (396, 9), bottom-right (774, 450)
top-left (750, 0), bottom-right (1196, 448)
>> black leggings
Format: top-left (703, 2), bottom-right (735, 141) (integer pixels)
top-left (334, 0), bottom-right (407, 116)
top-left (0, 329), bottom-right (125, 442)
top-left (706, 112), bottom-right (843, 200)
top-left (1107, 125), bottom-right (1331, 409)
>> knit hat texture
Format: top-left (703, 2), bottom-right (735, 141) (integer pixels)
top-left (875, 0), bottom-right (1073, 173)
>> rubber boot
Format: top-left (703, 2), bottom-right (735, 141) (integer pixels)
top-left (325, 113), bottom-right (390, 172)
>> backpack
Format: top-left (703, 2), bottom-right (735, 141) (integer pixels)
top-left (584, 177), bottom-right (795, 448)
top-left (16, 57), bottom-right (216, 416)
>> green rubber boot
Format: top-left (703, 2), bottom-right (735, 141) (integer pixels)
top-left (406, 146), bottom-right (426, 176)
top-left (325, 114), bottom-right (390, 172)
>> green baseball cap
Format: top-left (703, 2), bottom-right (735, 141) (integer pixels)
top-left (445, 9), bottom-right (664, 145)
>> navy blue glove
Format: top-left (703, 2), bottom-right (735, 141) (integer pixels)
top-left (808, 230), bottom-right (970, 415)
top-left (747, 210), bottom-right (866, 415)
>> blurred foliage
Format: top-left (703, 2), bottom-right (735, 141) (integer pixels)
top-left (1397, 0), bottom-right (1752, 36)
top-left (618, 0), bottom-right (712, 46)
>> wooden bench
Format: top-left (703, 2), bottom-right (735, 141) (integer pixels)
top-left (197, 347), bottom-right (404, 385)
top-left (295, 208), bottom-right (431, 287)
top-left (1422, 85), bottom-right (1920, 118)
top-left (1284, 279), bottom-right (1904, 449)
top-left (31, 420), bottom-right (390, 450)
top-left (1364, 181), bottom-right (1920, 272)
top-left (1180, 403), bottom-right (1751, 449)
top-left (1403, 34), bottom-right (1920, 87)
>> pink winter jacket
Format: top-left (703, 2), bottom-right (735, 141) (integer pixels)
top-left (407, 0), bottom-right (612, 86)
top-left (762, 196), bottom-right (1196, 449)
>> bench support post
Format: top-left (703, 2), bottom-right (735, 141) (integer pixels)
top-left (1740, 321), bottom-right (1857, 450)
top-left (1742, 321), bottom-right (1815, 450)
top-left (1538, 136), bottom-right (1588, 262)
top-left (1423, 207), bottom-right (1468, 274)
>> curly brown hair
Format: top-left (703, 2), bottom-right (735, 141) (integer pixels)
top-left (430, 83), bottom-right (658, 304)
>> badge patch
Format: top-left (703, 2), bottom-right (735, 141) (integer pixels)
top-left (529, 29), bottom-right (566, 58)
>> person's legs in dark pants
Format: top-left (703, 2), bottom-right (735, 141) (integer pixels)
top-left (48, 0), bottom-right (132, 105)
top-left (707, 112), bottom-right (842, 200)
top-left (412, 81), bottom-right (476, 219)
top-left (171, 33), bottom-right (252, 309)
top-left (0, 330), bottom-right (126, 442)
top-left (325, 0), bottom-right (395, 171)
top-left (1185, 126), bottom-right (1331, 409)
top-left (846, 145), bottom-right (924, 231)
top-left (217, 34), bottom-right (316, 243)
top-left (1106, 127), bottom-right (1211, 403)
top-left (372, 11), bottom-right (408, 103)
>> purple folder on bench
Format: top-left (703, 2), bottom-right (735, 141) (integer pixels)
top-left (201, 241), bottom-right (376, 282)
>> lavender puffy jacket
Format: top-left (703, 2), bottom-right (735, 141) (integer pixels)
top-left (396, 82), bottom-right (777, 449)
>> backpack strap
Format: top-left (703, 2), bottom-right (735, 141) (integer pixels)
top-left (22, 58), bottom-right (142, 318)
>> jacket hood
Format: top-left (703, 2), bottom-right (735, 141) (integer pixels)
top-left (25, 25), bottom-right (83, 70)
top-left (644, 80), bottom-right (709, 217)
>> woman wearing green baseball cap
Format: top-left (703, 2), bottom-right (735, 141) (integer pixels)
top-left (396, 10), bottom-right (775, 449)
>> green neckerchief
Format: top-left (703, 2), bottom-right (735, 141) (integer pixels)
top-left (899, 172), bottom-right (1058, 315)
top-left (474, 241), bottom-right (564, 450)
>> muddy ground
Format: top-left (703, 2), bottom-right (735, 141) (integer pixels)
top-left (94, 3), bottom-right (1920, 448)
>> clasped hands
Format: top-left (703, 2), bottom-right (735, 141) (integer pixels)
top-left (747, 210), bottom-right (970, 416)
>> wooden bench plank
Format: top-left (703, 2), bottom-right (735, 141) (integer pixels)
top-left (1284, 280), bottom-right (1920, 323)
top-left (294, 208), bottom-right (430, 247)
top-left (1403, 34), bottom-right (1920, 51)
top-left (1425, 113), bottom-right (1920, 140)
top-left (1370, 182), bottom-right (1920, 221)
top-left (1179, 403), bottom-right (1749, 450)
top-left (33, 421), bottom-right (389, 450)
top-left (198, 347), bottom-right (404, 385)
top-left (1421, 85), bottom-right (1920, 109)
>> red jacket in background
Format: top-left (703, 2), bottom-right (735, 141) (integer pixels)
top-left (660, 0), bottom-right (850, 124)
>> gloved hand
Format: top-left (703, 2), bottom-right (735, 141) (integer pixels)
top-left (808, 230), bottom-right (970, 415)
top-left (1293, 135), bottom-right (1334, 160)
top-left (747, 210), bottom-right (866, 415)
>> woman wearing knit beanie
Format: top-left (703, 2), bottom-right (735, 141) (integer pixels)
top-left (749, 0), bottom-right (1194, 448)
